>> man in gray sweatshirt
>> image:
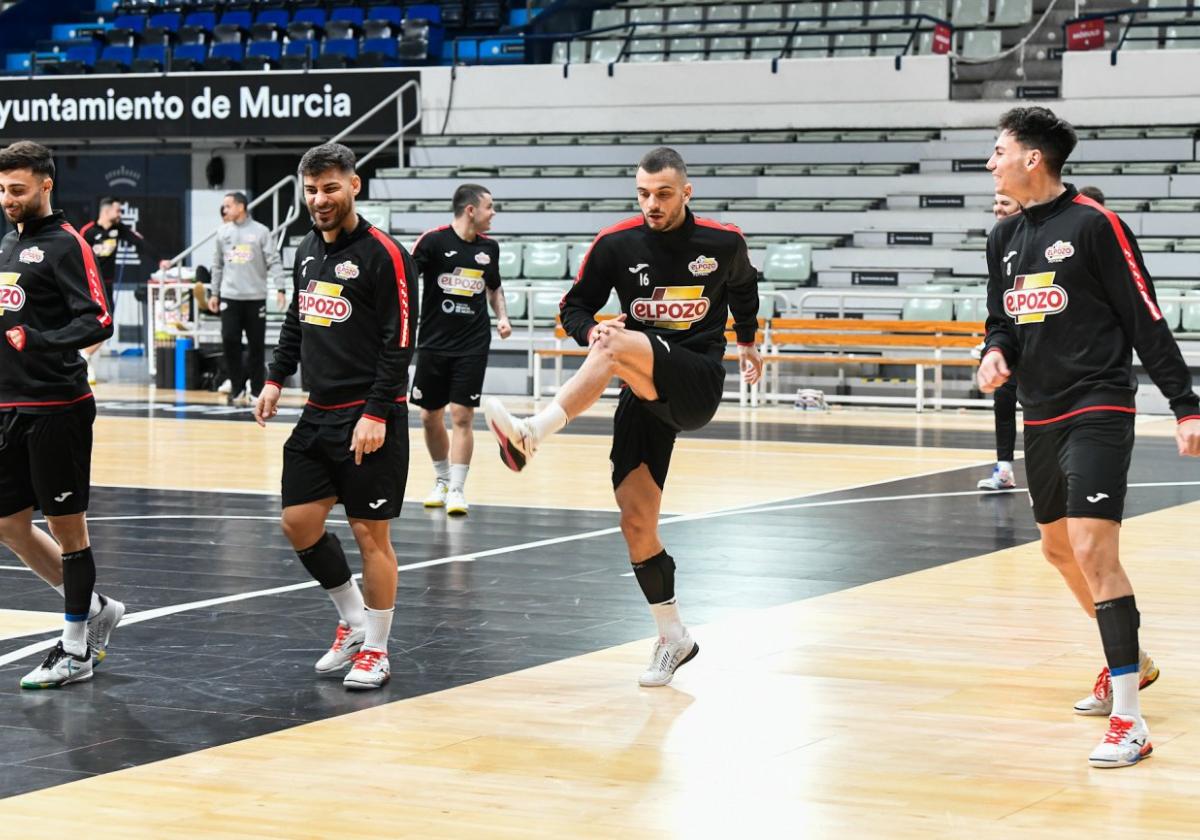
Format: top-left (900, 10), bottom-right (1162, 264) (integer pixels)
top-left (207, 192), bottom-right (286, 405)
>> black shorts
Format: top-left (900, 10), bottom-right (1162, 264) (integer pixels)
top-left (410, 350), bottom-right (488, 410)
top-left (610, 338), bottom-right (725, 490)
top-left (1023, 409), bottom-right (1134, 524)
top-left (281, 409), bottom-right (409, 520)
top-left (0, 400), bottom-right (95, 518)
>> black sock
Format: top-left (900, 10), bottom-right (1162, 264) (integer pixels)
top-left (632, 550), bottom-right (675, 605)
top-left (61, 547), bottom-right (96, 622)
top-left (296, 532), bottom-right (353, 590)
top-left (1095, 595), bottom-right (1140, 674)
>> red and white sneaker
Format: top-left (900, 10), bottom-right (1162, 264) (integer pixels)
top-left (1074, 652), bottom-right (1160, 716)
top-left (314, 621), bottom-right (365, 675)
top-left (1089, 714), bottom-right (1152, 768)
top-left (343, 647), bottom-right (390, 690)
top-left (483, 397), bottom-right (536, 472)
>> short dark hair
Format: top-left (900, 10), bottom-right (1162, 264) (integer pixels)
top-left (997, 107), bottom-right (1077, 177)
top-left (298, 142), bottom-right (356, 178)
top-left (98, 196), bottom-right (120, 211)
top-left (0, 140), bottom-right (55, 180)
top-left (1078, 185), bottom-right (1105, 205)
top-left (638, 147), bottom-right (687, 179)
top-left (225, 191), bottom-right (249, 208)
top-left (452, 183), bottom-right (491, 217)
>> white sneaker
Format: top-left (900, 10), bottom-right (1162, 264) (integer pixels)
top-left (977, 466), bottom-right (1016, 491)
top-left (483, 397), bottom-right (537, 472)
top-left (86, 594), bottom-right (125, 665)
top-left (1089, 714), bottom-right (1152, 768)
top-left (446, 488), bottom-right (468, 516)
top-left (314, 621), bottom-right (365, 675)
top-left (638, 632), bottom-right (699, 687)
top-left (1074, 652), bottom-right (1160, 716)
top-left (423, 481), bottom-right (448, 508)
top-left (343, 647), bottom-right (390, 690)
top-left (217, 378), bottom-right (232, 394)
top-left (86, 360), bottom-right (97, 385)
top-left (20, 641), bottom-right (94, 689)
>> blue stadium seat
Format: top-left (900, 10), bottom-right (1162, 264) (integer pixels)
top-left (288, 9), bottom-right (327, 41)
top-left (132, 42), bottom-right (166, 72)
top-left (105, 14), bottom-right (145, 46)
top-left (179, 11), bottom-right (217, 44)
top-left (317, 38), bottom-right (358, 68)
top-left (245, 40), bottom-right (282, 68)
top-left (282, 38), bottom-right (319, 69)
top-left (94, 44), bottom-right (133, 73)
top-left (214, 11), bottom-right (253, 44)
top-left (406, 4), bottom-right (443, 24)
top-left (359, 37), bottom-right (400, 66)
top-left (251, 9), bottom-right (289, 42)
top-left (171, 43), bottom-right (207, 71)
top-left (205, 41), bottom-right (244, 70)
top-left (327, 6), bottom-right (366, 39)
top-left (144, 12), bottom-right (181, 45)
top-left (51, 44), bottom-right (99, 74)
top-left (365, 6), bottom-right (404, 38)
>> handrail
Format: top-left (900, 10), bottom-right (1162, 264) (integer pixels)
top-left (1061, 5), bottom-right (1194, 55)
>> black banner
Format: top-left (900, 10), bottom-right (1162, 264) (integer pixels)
top-left (919, 195), bottom-right (966, 208)
top-left (852, 271), bottom-right (899, 286)
top-left (887, 231), bottom-right (934, 246)
top-left (952, 160), bottom-right (989, 173)
top-left (0, 69), bottom-right (420, 141)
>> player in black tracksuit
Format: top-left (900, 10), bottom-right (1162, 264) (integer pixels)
top-left (978, 108), bottom-right (1200, 768)
top-left (256, 143), bottom-right (418, 692)
top-left (410, 184), bottom-right (511, 516)
top-left (0, 141), bottom-right (125, 690)
top-left (484, 148), bottom-right (762, 688)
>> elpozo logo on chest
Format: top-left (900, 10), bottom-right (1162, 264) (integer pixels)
top-left (631, 286), bottom-right (711, 330)
top-left (333, 260), bottom-right (359, 281)
top-left (474, 251), bottom-right (491, 266)
top-left (0, 272), bottom-right (25, 314)
top-left (18, 246), bottom-right (44, 265)
top-left (1044, 240), bottom-right (1074, 263)
top-left (438, 267), bottom-right (486, 297)
top-left (1004, 272), bottom-right (1069, 324)
top-left (299, 280), bottom-right (353, 326)
top-left (688, 255), bottom-right (718, 277)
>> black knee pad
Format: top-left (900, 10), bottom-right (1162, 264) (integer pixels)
top-left (632, 549), bottom-right (675, 605)
top-left (296, 532), bottom-right (352, 590)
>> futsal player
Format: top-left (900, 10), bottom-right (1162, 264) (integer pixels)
top-left (979, 107), bottom-right (1200, 766)
top-left (255, 143), bottom-right (418, 690)
top-left (0, 141), bottom-right (125, 689)
top-left (411, 184), bottom-right (511, 516)
top-left (485, 148), bottom-right (763, 687)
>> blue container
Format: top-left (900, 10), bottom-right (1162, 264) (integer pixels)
top-left (175, 336), bottom-right (192, 391)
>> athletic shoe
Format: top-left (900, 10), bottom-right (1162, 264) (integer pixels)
top-left (446, 488), bottom-right (468, 517)
top-left (86, 359), bottom-right (97, 385)
top-left (1089, 714), bottom-right (1152, 768)
top-left (217, 378), bottom-right (232, 394)
top-left (86, 594), bottom-right (125, 665)
top-left (343, 647), bottom-right (390, 690)
top-left (1074, 652), bottom-right (1160, 716)
top-left (638, 633), bottom-right (699, 687)
top-left (423, 481), bottom-right (448, 508)
top-left (20, 641), bottom-right (93, 689)
top-left (977, 465), bottom-right (1016, 491)
top-left (314, 621), bottom-right (365, 675)
top-left (483, 397), bottom-right (536, 472)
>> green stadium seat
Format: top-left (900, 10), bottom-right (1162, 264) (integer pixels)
top-left (951, 0), bottom-right (988, 26)
top-left (666, 5), bottom-right (706, 32)
top-left (960, 30), bottom-right (1001, 58)
top-left (832, 32), bottom-right (871, 54)
top-left (503, 289), bottom-right (528, 321)
top-left (902, 284), bottom-right (956, 321)
top-left (531, 284), bottom-right (569, 322)
top-left (1166, 25), bottom-right (1200, 46)
top-left (993, 0), bottom-right (1032, 25)
top-left (762, 243), bottom-right (813, 283)
top-left (569, 243), bottom-right (591, 277)
top-left (746, 3), bottom-right (785, 32)
top-left (498, 243), bottom-right (523, 280)
top-left (709, 36), bottom-right (748, 58)
top-left (522, 243), bottom-right (569, 279)
top-left (552, 41), bottom-right (588, 63)
top-left (668, 37), bottom-right (706, 60)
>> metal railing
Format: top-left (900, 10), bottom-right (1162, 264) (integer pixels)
top-left (1062, 6), bottom-right (1196, 61)
top-left (149, 79), bottom-right (422, 376)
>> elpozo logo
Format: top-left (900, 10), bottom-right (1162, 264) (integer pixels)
top-left (1044, 240), bottom-right (1074, 263)
top-left (630, 286), bottom-right (711, 330)
top-left (1004, 272), bottom-right (1068, 324)
top-left (474, 252), bottom-right (491, 266)
top-left (334, 260), bottom-right (359, 281)
top-left (438, 267), bottom-right (486, 297)
top-left (299, 280), bottom-right (352, 326)
top-left (688, 255), bottom-right (718, 277)
top-left (0, 272), bottom-right (25, 314)
top-left (18, 246), bottom-right (44, 264)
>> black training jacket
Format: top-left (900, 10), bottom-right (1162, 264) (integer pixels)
top-left (267, 215), bottom-right (418, 424)
top-left (412, 224), bottom-right (502, 355)
top-left (561, 210), bottom-right (759, 356)
top-left (0, 210), bottom-right (113, 412)
top-left (78, 220), bottom-right (161, 284)
top-left (984, 184), bottom-right (1199, 425)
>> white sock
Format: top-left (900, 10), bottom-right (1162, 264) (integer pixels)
top-left (1111, 670), bottom-right (1140, 719)
top-left (649, 598), bottom-right (685, 643)
top-left (326, 580), bottom-right (365, 629)
top-left (432, 458), bottom-right (450, 485)
top-left (527, 402), bottom-right (568, 444)
top-left (61, 620), bottom-right (87, 656)
top-left (51, 585), bottom-right (101, 618)
top-left (363, 605), bottom-right (394, 653)
top-left (998, 460), bottom-right (1013, 473)
top-left (449, 463), bottom-right (469, 493)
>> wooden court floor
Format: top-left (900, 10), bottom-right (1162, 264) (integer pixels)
top-left (0, 386), bottom-right (1198, 838)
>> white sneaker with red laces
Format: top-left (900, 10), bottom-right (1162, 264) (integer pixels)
top-left (1074, 652), bottom-right (1160, 716)
top-left (343, 647), bottom-right (390, 690)
top-left (314, 621), bottom-right (365, 675)
top-left (1089, 714), bottom-right (1152, 768)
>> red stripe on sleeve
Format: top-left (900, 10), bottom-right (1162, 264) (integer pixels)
top-left (412, 224), bottom-right (448, 252)
top-left (1073, 194), bottom-right (1162, 321)
top-left (367, 227), bottom-right (412, 347)
top-left (61, 223), bottom-right (112, 328)
top-left (79, 221), bottom-right (94, 236)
